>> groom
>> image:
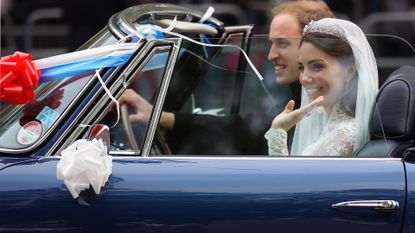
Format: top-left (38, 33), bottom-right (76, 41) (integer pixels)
top-left (119, 0), bottom-right (335, 154)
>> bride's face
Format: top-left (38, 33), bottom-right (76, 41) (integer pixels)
top-left (298, 41), bottom-right (352, 110)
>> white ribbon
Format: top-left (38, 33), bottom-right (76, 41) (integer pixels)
top-left (57, 139), bottom-right (112, 199)
top-left (199, 6), bottom-right (215, 23)
top-left (95, 70), bottom-right (120, 128)
top-left (136, 18), bottom-right (264, 80)
top-left (121, 6), bottom-right (262, 80)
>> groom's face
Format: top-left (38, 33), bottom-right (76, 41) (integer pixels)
top-left (268, 14), bottom-right (302, 85)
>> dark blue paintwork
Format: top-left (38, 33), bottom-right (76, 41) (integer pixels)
top-left (402, 161), bottom-right (415, 233)
top-left (0, 157), bottom-right (407, 233)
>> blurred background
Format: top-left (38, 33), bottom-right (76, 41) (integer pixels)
top-left (1, 0), bottom-right (415, 59)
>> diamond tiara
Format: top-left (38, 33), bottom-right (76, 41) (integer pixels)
top-left (303, 20), bottom-right (348, 42)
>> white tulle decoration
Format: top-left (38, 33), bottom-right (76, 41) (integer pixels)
top-left (57, 139), bottom-right (112, 199)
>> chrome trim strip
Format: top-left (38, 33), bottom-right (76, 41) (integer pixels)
top-left (208, 25), bottom-right (254, 61)
top-left (47, 40), bottom-right (177, 156)
top-left (109, 156), bottom-right (403, 161)
top-left (141, 38), bottom-right (182, 157)
top-left (110, 150), bottom-right (141, 156)
top-left (108, 13), bottom-right (126, 40)
top-left (46, 67), bottom-right (124, 156)
top-left (109, 3), bottom-right (223, 40)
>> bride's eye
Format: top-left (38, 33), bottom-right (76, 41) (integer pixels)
top-left (310, 62), bottom-right (324, 72)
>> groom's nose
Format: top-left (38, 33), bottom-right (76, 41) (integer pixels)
top-left (267, 44), bottom-right (279, 62)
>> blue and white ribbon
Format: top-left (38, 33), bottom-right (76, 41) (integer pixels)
top-left (34, 43), bottom-right (140, 83)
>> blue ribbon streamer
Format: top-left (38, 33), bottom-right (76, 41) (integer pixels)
top-left (39, 53), bottom-right (133, 83)
top-left (36, 21), bottom-right (216, 84)
top-left (38, 24), bottom-right (167, 83)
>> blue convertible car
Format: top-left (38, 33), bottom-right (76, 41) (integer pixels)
top-left (1, 4), bottom-right (415, 233)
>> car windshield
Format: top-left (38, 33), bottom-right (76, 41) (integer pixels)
top-left (0, 33), bottom-right (120, 150)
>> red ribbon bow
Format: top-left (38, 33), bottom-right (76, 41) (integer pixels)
top-left (0, 52), bottom-right (40, 104)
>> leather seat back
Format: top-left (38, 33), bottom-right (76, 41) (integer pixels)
top-left (355, 65), bottom-right (415, 157)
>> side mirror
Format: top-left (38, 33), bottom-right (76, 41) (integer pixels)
top-left (88, 124), bottom-right (110, 153)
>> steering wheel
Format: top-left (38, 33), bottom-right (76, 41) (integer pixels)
top-left (120, 104), bottom-right (139, 151)
top-left (120, 104), bottom-right (172, 155)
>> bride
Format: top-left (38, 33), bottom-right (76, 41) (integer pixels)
top-left (265, 18), bottom-right (379, 156)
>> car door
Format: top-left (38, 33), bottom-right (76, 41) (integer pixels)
top-left (106, 157), bottom-right (406, 233)
top-left (0, 156), bottom-right (406, 233)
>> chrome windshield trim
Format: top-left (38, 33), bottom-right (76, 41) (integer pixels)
top-left (46, 39), bottom-right (180, 156)
top-left (141, 38), bottom-right (182, 157)
top-left (45, 68), bottom-right (123, 156)
top-left (109, 3), bottom-right (223, 40)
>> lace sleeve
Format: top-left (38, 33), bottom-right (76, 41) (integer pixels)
top-left (264, 128), bottom-right (289, 156)
top-left (318, 124), bottom-right (358, 156)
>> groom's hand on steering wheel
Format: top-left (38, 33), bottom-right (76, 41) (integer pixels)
top-left (118, 89), bottom-right (153, 123)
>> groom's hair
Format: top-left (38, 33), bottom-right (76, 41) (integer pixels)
top-left (272, 0), bottom-right (335, 33)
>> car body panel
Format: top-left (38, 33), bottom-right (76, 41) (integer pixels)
top-left (402, 160), bottom-right (415, 233)
top-left (0, 157), bottom-right (406, 233)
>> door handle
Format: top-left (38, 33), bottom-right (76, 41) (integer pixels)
top-left (332, 200), bottom-right (399, 212)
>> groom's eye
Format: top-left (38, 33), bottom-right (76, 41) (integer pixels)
top-left (276, 39), bottom-right (290, 48)
top-left (279, 42), bottom-right (289, 48)
top-left (298, 64), bottom-right (304, 72)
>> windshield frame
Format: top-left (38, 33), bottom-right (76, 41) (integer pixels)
top-left (0, 29), bottom-right (182, 156)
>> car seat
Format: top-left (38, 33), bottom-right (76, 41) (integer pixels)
top-left (354, 65), bottom-right (415, 157)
